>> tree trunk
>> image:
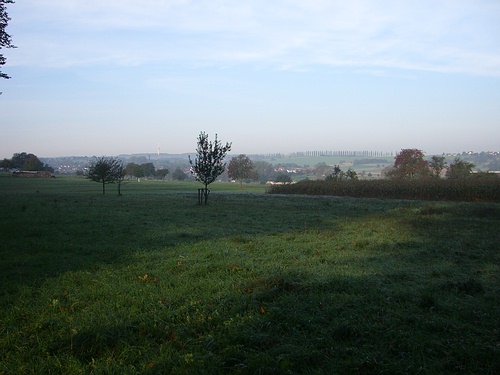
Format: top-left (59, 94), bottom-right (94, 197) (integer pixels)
top-left (204, 185), bottom-right (209, 204)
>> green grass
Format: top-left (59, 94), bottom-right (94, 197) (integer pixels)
top-left (1, 177), bottom-right (499, 374)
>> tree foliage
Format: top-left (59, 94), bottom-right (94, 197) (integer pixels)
top-left (446, 157), bottom-right (475, 180)
top-left (189, 131), bottom-right (231, 203)
top-left (154, 168), bottom-right (169, 180)
top-left (387, 149), bottom-right (430, 180)
top-left (86, 156), bottom-right (124, 195)
top-left (253, 161), bottom-right (276, 183)
top-left (171, 167), bottom-right (187, 181)
top-left (141, 162), bottom-right (155, 177)
top-left (125, 162), bottom-right (143, 178)
top-left (0, 152), bottom-right (53, 172)
top-left (429, 155), bottom-right (447, 178)
top-left (227, 154), bottom-right (258, 186)
top-left (325, 165), bottom-right (358, 181)
top-left (315, 163), bottom-right (332, 179)
top-left (1, 0), bottom-right (15, 80)
top-left (124, 162), bottom-right (167, 180)
top-left (275, 172), bottom-right (292, 183)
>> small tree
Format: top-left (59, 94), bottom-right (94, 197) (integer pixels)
top-left (86, 156), bottom-right (123, 194)
top-left (154, 168), bottom-right (169, 180)
top-left (141, 162), bottom-right (155, 178)
top-left (124, 162), bottom-right (136, 177)
top-left (188, 131), bottom-right (231, 204)
top-left (388, 148), bottom-right (430, 180)
top-left (114, 161), bottom-right (126, 196)
top-left (325, 165), bottom-right (358, 181)
top-left (254, 161), bottom-right (276, 183)
top-left (275, 172), bottom-right (292, 183)
top-left (227, 154), bottom-right (258, 187)
top-left (315, 162), bottom-right (332, 179)
top-left (446, 157), bottom-right (475, 179)
top-left (429, 155), bottom-right (447, 178)
top-left (345, 168), bottom-right (358, 180)
top-left (172, 167), bottom-right (187, 181)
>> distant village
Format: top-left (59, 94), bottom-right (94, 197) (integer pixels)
top-left (34, 150), bottom-right (500, 180)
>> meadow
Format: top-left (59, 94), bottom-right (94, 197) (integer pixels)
top-left (0, 177), bottom-right (499, 374)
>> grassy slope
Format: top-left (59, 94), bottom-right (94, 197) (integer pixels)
top-left (0, 177), bottom-right (499, 374)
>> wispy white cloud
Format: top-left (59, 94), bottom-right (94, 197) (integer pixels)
top-left (6, 0), bottom-right (500, 75)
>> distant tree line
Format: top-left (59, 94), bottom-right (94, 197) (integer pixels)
top-left (290, 150), bottom-right (393, 157)
top-left (1, 152), bottom-right (54, 172)
top-left (124, 162), bottom-right (169, 180)
top-left (85, 157), bottom-right (189, 195)
top-left (383, 149), bottom-right (491, 180)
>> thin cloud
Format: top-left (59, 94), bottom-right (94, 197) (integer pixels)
top-left (6, 0), bottom-right (500, 76)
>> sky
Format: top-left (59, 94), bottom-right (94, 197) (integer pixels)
top-left (1, 0), bottom-right (499, 158)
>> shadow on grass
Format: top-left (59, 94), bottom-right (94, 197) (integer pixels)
top-left (0, 192), bottom-right (399, 290)
top-left (1, 187), bottom-right (499, 373)
top-left (45, 267), bottom-right (499, 374)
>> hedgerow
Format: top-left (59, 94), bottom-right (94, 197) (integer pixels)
top-left (266, 178), bottom-right (500, 202)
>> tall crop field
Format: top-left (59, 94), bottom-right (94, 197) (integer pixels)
top-left (267, 178), bottom-right (500, 202)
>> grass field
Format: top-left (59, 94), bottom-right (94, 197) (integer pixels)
top-left (1, 177), bottom-right (499, 374)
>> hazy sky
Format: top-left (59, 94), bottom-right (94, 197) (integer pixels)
top-left (1, 0), bottom-right (499, 158)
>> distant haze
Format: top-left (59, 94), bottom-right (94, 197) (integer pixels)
top-left (1, 1), bottom-right (499, 158)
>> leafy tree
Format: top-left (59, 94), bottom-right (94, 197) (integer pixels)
top-left (86, 156), bottom-right (123, 195)
top-left (275, 172), bottom-right (292, 183)
top-left (154, 168), bottom-right (169, 180)
top-left (487, 158), bottom-right (500, 171)
top-left (22, 154), bottom-right (44, 171)
top-left (314, 162), bottom-right (332, 179)
top-left (1, 0), bottom-right (15, 81)
top-left (253, 161), bottom-right (276, 183)
top-left (125, 162), bottom-right (144, 178)
top-left (0, 152), bottom-right (53, 172)
top-left (446, 157), bottom-right (475, 180)
top-left (171, 167), bottom-right (187, 181)
top-left (125, 162), bottom-right (138, 177)
top-left (345, 168), bottom-right (358, 180)
top-left (429, 155), bottom-right (447, 178)
top-left (189, 131), bottom-right (231, 204)
top-left (141, 162), bottom-right (155, 177)
top-left (325, 165), bottom-right (358, 181)
top-left (227, 154), bottom-right (258, 187)
top-left (387, 148), bottom-right (430, 180)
